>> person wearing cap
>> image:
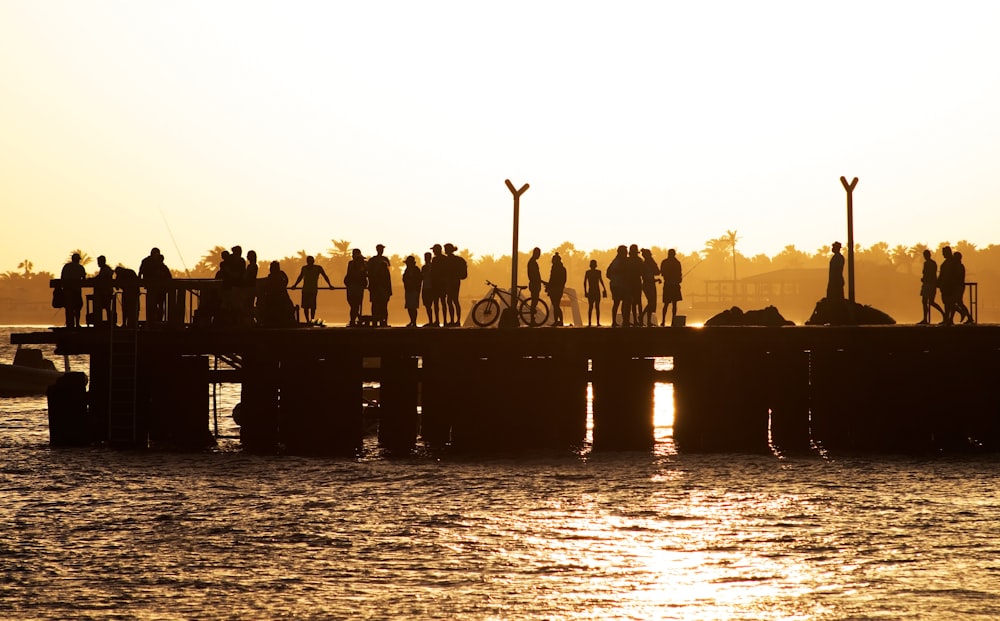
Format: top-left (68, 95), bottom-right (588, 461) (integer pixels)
top-left (827, 241), bottom-right (845, 301)
top-left (442, 243), bottom-right (467, 326)
top-left (367, 244), bottom-right (392, 327)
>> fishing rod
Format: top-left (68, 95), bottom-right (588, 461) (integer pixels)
top-left (159, 208), bottom-right (191, 277)
top-left (683, 258), bottom-right (704, 278)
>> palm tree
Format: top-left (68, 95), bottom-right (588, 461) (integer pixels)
top-left (17, 259), bottom-right (32, 275)
top-left (68, 249), bottom-right (92, 266)
top-left (194, 245), bottom-right (229, 276)
top-left (724, 229), bottom-right (740, 282)
top-left (329, 239), bottom-right (351, 258)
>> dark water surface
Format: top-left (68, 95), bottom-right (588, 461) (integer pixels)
top-left (3, 327), bottom-right (1000, 619)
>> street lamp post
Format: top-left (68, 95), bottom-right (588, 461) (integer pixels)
top-left (503, 179), bottom-right (529, 328)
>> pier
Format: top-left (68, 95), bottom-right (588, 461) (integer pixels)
top-left (12, 319), bottom-right (1000, 455)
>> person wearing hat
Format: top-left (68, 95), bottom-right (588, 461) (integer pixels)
top-left (443, 243), bottom-right (467, 326)
top-left (827, 241), bottom-right (845, 301)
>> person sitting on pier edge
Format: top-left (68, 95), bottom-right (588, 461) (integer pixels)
top-left (344, 249), bottom-right (368, 327)
top-left (918, 248), bottom-right (944, 325)
top-left (257, 260), bottom-right (295, 327)
top-left (114, 266), bottom-right (140, 328)
top-left (640, 248), bottom-right (659, 327)
top-left (421, 251), bottom-right (439, 327)
top-left (583, 259), bottom-right (607, 327)
top-left (527, 247), bottom-right (543, 317)
top-left (659, 248), bottom-right (683, 327)
top-left (60, 252), bottom-right (87, 328)
top-left (443, 243), bottom-right (467, 326)
top-left (607, 245), bottom-right (629, 327)
top-left (291, 255), bottom-right (333, 325)
top-left (827, 241), bottom-right (845, 301)
top-left (93, 255), bottom-right (115, 325)
top-left (402, 255), bottom-right (423, 327)
top-left (367, 244), bottom-right (392, 327)
top-left (547, 252), bottom-right (567, 326)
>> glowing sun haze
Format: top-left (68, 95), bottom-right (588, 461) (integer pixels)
top-left (2, 1), bottom-right (999, 274)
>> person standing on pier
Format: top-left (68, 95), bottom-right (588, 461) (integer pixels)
top-left (139, 248), bottom-right (171, 323)
top-left (60, 252), bottom-right (87, 327)
top-left (659, 249), bottom-right (683, 327)
top-left (421, 251), bottom-right (439, 326)
top-left (607, 245), bottom-right (629, 327)
top-left (402, 255), bottom-right (423, 327)
top-left (291, 255), bottom-right (333, 324)
top-left (547, 252), bottom-right (567, 326)
top-left (626, 244), bottom-right (643, 326)
top-left (114, 266), bottom-right (140, 328)
top-left (344, 249), bottom-right (368, 327)
top-left (442, 243), bottom-right (466, 326)
top-left (918, 249), bottom-right (944, 325)
top-left (583, 259), bottom-right (607, 326)
top-left (367, 244), bottom-right (392, 327)
top-left (527, 247), bottom-right (543, 317)
top-left (93, 255), bottom-right (115, 325)
top-left (827, 241), bottom-right (845, 301)
top-left (640, 248), bottom-right (659, 327)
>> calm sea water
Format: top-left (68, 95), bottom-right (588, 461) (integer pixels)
top-left (2, 326), bottom-right (1000, 620)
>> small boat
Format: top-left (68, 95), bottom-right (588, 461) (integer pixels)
top-left (0, 347), bottom-right (65, 397)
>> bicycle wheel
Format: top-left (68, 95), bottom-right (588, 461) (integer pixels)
top-left (517, 298), bottom-right (550, 327)
top-left (471, 298), bottom-right (502, 327)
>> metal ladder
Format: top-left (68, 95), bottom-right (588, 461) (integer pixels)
top-left (108, 328), bottom-right (139, 444)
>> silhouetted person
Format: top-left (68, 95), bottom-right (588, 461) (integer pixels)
top-left (421, 251), bottom-right (439, 326)
top-left (547, 252), bottom-right (567, 326)
top-left (430, 244), bottom-right (448, 324)
top-left (527, 247), bottom-right (543, 315)
top-left (607, 245), bottom-right (629, 327)
top-left (659, 249), bottom-right (683, 326)
top-left (93, 255), bottom-right (115, 325)
top-left (367, 244), bottom-right (392, 327)
top-left (583, 259), bottom-right (607, 326)
top-left (827, 241), bottom-right (845, 301)
top-left (221, 245), bottom-right (247, 288)
top-left (443, 243), bottom-right (467, 326)
top-left (60, 253), bottom-right (86, 327)
top-left (640, 248), bottom-right (659, 327)
top-left (139, 248), bottom-right (171, 323)
top-left (344, 249), bottom-right (367, 327)
top-left (258, 260), bottom-right (295, 327)
top-left (244, 249), bottom-right (259, 324)
top-left (291, 255), bottom-right (333, 324)
top-left (626, 244), bottom-right (643, 326)
top-left (953, 251), bottom-right (972, 323)
top-left (938, 246), bottom-right (968, 325)
top-left (402, 255), bottom-right (422, 327)
top-left (918, 249), bottom-right (944, 325)
top-left (114, 266), bottom-right (140, 328)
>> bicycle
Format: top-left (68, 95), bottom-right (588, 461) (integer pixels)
top-left (471, 280), bottom-right (550, 327)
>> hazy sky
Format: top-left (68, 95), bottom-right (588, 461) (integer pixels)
top-left (3, 1), bottom-right (999, 275)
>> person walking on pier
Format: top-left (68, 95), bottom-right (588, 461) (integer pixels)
top-left (421, 251), bottom-right (439, 327)
top-left (344, 249), bottom-right (368, 327)
top-left (93, 255), bottom-right (115, 325)
top-left (60, 252), bottom-right (87, 327)
top-left (918, 249), bottom-right (944, 325)
top-left (938, 246), bottom-right (970, 325)
top-left (659, 248), bottom-right (683, 327)
top-left (827, 241), bottom-right (845, 301)
top-left (291, 255), bottom-right (333, 324)
top-left (953, 251), bottom-right (973, 324)
top-left (402, 255), bottom-right (423, 327)
top-left (367, 244), bottom-right (392, 327)
top-left (547, 252), bottom-right (567, 326)
top-left (640, 248), bottom-right (659, 327)
top-left (583, 259), bottom-right (607, 326)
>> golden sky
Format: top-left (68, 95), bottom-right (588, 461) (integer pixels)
top-left (2, 1), bottom-right (999, 274)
